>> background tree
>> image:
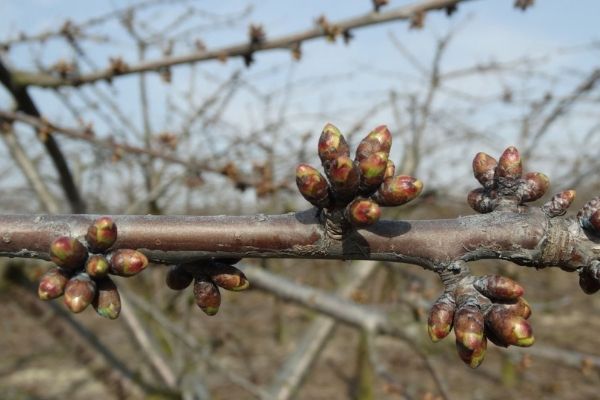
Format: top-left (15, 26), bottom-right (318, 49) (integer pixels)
top-left (1, 1), bottom-right (600, 399)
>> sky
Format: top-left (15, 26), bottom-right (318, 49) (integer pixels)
top-left (1, 0), bottom-right (599, 211)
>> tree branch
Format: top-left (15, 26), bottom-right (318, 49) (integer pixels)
top-left (0, 207), bottom-right (595, 273)
top-left (11, 0), bottom-right (475, 88)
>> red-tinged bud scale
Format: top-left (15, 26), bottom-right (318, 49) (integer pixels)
top-left (64, 273), bottom-right (96, 313)
top-left (474, 275), bottom-right (524, 300)
top-left (427, 293), bottom-right (455, 342)
top-left (38, 267), bottom-right (70, 300)
top-left (86, 217), bottom-right (118, 253)
top-left (373, 175), bottom-right (423, 207)
top-left (295, 164), bottom-right (330, 208)
top-left (166, 264), bottom-right (194, 291)
top-left (318, 123), bottom-right (349, 164)
top-left (85, 255), bottom-right (110, 278)
top-left (50, 237), bottom-right (88, 270)
top-left (454, 305), bottom-right (486, 368)
top-left (109, 249), bottom-right (148, 277)
top-left (467, 188), bottom-right (497, 213)
top-left (358, 151), bottom-right (388, 190)
top-left (496, 146), bottom-right (522, 180)
top-left (519, 172), bottom-right (549, 202)
top-left (93, 277), bottom-right (121, 319)
top-left (485, 307), bottom-right (534, 347)
top-left (384, 159), bottom-right (395, 179)
top-left (590, 210), bottom-right (600, 233)
top-left (346, 198), bottom-right (381, 227)
top-left (207, 263), bottom-right (250, 291)
top-left (194, 275), bottom-right (221, 316)
top-left (355, 125), bottom-right (392, 161)
top-left (327, 155), bottom-right (360, 200)
top-left (543, 190), bottom-right (575, 217)
top-left (472, 152), bottom-right (497, 188)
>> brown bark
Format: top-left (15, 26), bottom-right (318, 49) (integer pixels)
top-left (0, 207), bottom-right (596, 272)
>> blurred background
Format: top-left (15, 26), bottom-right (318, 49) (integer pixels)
top-left (0, 0), bottom-right (599, 399)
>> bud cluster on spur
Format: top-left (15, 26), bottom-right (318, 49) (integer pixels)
top-left (295, 123), bottom-right (423, 229)
top-left (39, 217), bottom-right (140, 319)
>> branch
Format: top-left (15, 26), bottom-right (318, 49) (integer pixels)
top-left (12, 0), bottom-right (475, 88)
top-left (0, 207), bottom-right (594, 271)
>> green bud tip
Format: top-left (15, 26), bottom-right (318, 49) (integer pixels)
top-left (347, 199), bottom-right (381, 227)
top-left (85, 255), bottom-right (110, 278)
top-left (50, 237), bottom-right (88, 270)
top-left (497, 146), bottom-right (522, 179)
top-left (86, 216), bottom-right (118, 252)
top-left (472, 152), bottom-right (497, 187)
top-left (109, 249), bottom-right (149, 277)
top-left (318, 123), bottom-right (349, 163)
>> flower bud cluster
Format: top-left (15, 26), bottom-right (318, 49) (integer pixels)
top-left (38, 217), bottom-right (148, 319)
top-left (296, 123), bottom-right (423, 228)
top-left (165, 258), bottom-right (250, 316)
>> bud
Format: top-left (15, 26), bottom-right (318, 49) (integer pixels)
top-left (318, 123), bottom-right (349, 165)
top-left (109, 249), bottom-right (148, 277)
top-left (64, 273), bottom-right (96, 313)
top-left (519, 172), bottom-right (549, 202)
top-left (384, 159), bottom-right (395, 180)
top-left (295, 164), bottom-right (330, 208)
top-left (50, 237), bottom-right (88, 270)
top-left (578, 197), bottom-right (600, 233)
top-left (373, 176), bottom-right (423, 207)
top-left (473, 275), bottom-right (524, 300)
top-left (355, 125), bottom-right (392, 161)
top-left (327, 155), bottom-right (360, 201)
top-left (166, 264), bottom-right (194, 291)
top-left (590, 210), bottom-right (600, 234)
top-left (467, 188), bottom-right (497, 213)
top-left (454, 305), bottom-right (486, 368)
top-left (543, 190), bottom-right (575, 217)
top-left (93, 277), bottom-right (121, 319)
top-left (38, 267), bottom-right (70, 300)
top-left (208, 263), bottom-right (250, 291)
top-left (472, 152), bottom-right (497, 188)
top-left (579, 263), bottom-right (600, 295)
top-left (85, 255), bottom-right (110, 278)
top-left (485, 307), bottom-right (534, 347)
top-left (496, 146), bottom-right (522, 180)
top-left (194, 275), bottom-right (221, 315)
top-left (505, 297), bottom-right (532, 320)
top-left (86, 217), bottom-right (118, 253)
top-left (345, 198), bottom-right (381, 227)
top-left (358, 151), bottom-right (388, 191)
top-left (427, 293), bottom-right (455, 342)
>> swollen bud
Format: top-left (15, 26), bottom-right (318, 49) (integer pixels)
top-left (93, 277), bottom-right (121, 319)
top-left (454, 305), bottom-right (487, 368)
top-left (496, 146), bottom-right (522, 180)
top-left (208, 263), bottom-right (250, 291)
top-left (542, 190), bottom-right (575, 217)
top-left (318, 123), bottom-right (349, 165)
top-left (427, 293), bottom-right (455, 342)
top-left (327, 155), bottom-right (360, 201)
top-left (50, 237), bottom-right (88, 270)
top-left (166, 264), bottom-right (194, 291)
top-left (358, 151), bottom-right (388, 191)
top-left (64, 273), bottom-right (96, 313)
top-left (578, 197), bottom-right (600, 233)
top-left (86, 217), bottom-right (118, 253)
top-left (472, 152), bottom-right (497, 188)
top-left (38, 267), bottom-right (70, 300)
top-left (85, 255), bottom-right (110, 278)
top-left (473, 275), bottom-right (524, 301)
top-left (345, 198), bottom-right (381, 227)
top-left (193, 275), bottom-right (221, 316)
top-left (373, 176), bottom-right (423, 207)
top-left (485, 307), bottom-right (534, 347)
top-left (578, 263), bottom-right (600, 295)
top-left (109, 249), bottom-right (148, 277)
top-left (467, 188), bottom-right (497, 213)
top-left (295, 164), bottom-right (330, 208)
top-left (355, 125), bottom-right (392, 161)
top-left (519, 172), bottom-right (549, 202)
